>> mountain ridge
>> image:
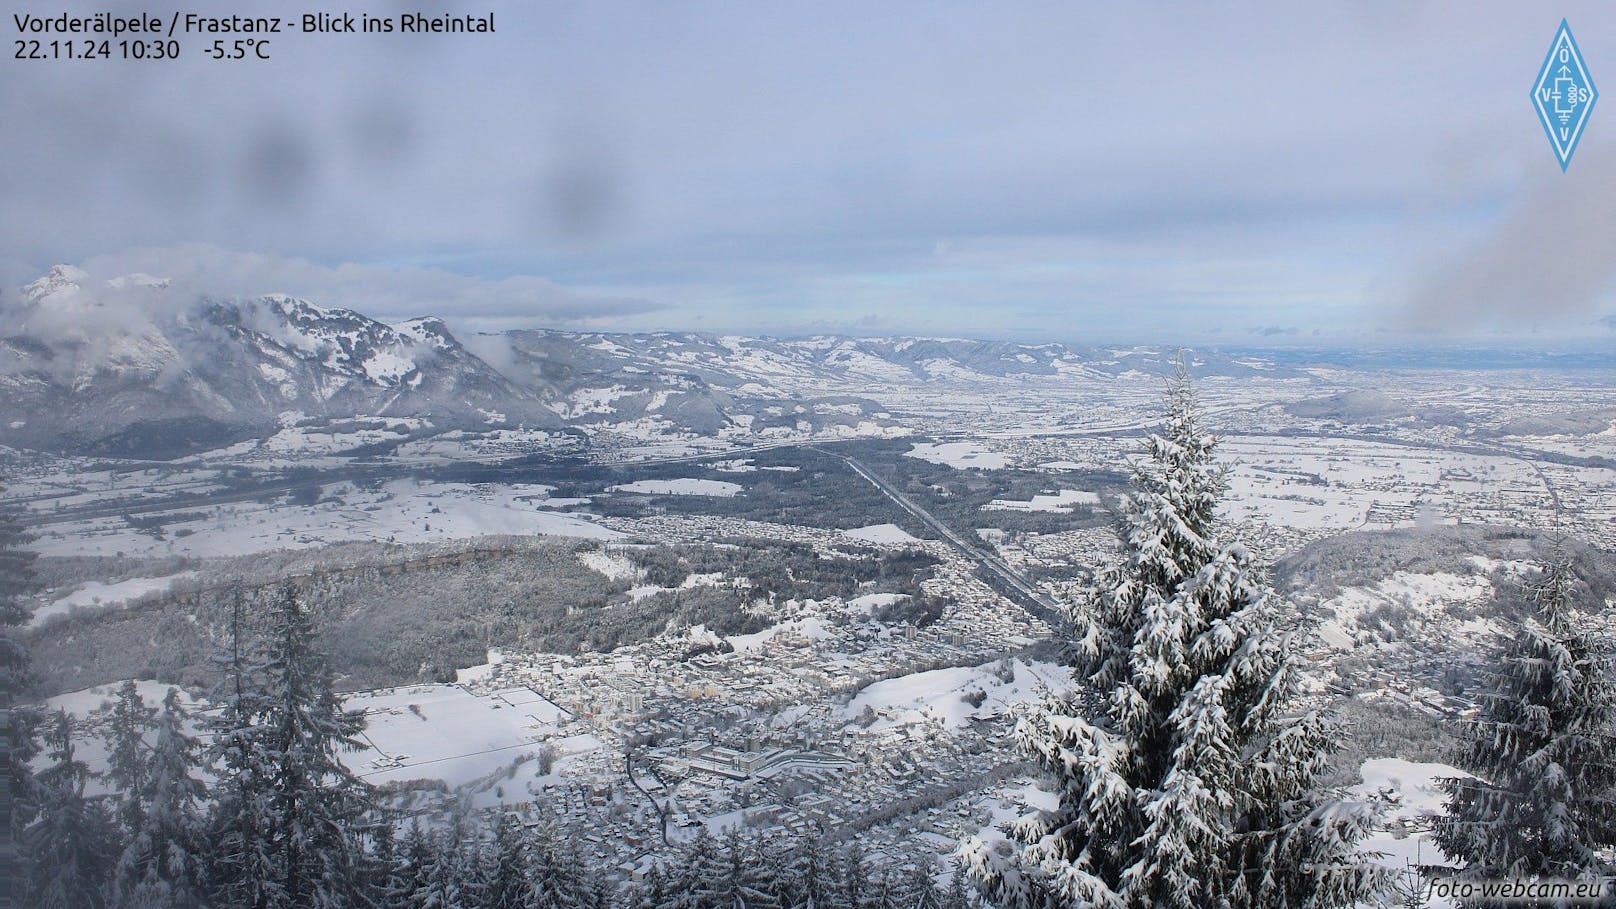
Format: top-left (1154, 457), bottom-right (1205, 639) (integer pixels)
top-left (0, 266), bottom-right (1300, 458)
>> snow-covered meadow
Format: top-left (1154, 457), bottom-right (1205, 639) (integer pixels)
top-left (606, 478), bottom-right (743, 497)
top-left (28, 479), bottom-right (619, 558)
top-left (840, 658), bottom-right (1070, 732)
top-left (30, 571), bottom-right (196, 627)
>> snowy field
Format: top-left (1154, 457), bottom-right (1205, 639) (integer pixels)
top-left (30, 571), bottom-right (196, 628)
top-left (982, 489), bottom-right (1101, 513)
top-left (724, 615), bottom-right (836, 652)
top-left (29, 479), bottom-right (619, 558)
top-left (842, 523), bottom-right (921, 545)
top-left (346, 683), bottom-right (569, 790)
top-left (605, 478), bottom-right (743, 497)
top-left (906, 441), bottom-right (1012, 470)
top-left (844, 592), bottom-right (909, 614)
top-left (1351, 758), bottom-right (1470, 909)
top-left (840, 658), bottom-right (1070, 731)
top-left (146, 420), bottom-right (579, 472)
top-left (577, 548), bottom-right (641, 582)
top-left (1218, 436), bottom-right (1556, 530)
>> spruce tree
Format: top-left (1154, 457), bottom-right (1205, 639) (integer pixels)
top-left (635, 863), bottom-right (671, 909)
top-left (715, 828), bottom-right (778, 909)
top-left (840, 843), bottom-right (871, 909)
top-left (23, 709), bottom-right (122, 908)
top-left (204, 586), bottom-right (277, 908)
top-left (397, 819), bottom-right (451, 909)
top-left (759, 838), bottom-right (801, 909)
top-left (0, 474), bottom-right (37, 701)
top-left (0, 474), bottom-right (40, 899)
top-left (369, 821), bottom-right (415, 909)
top-left (482, 813), bottom-right (535, 909)
top-left (581, 866), bottom-right (616, 909)
top-left (530, 820), bottom-right (585, 909)
top-left (940, 867), bottom-right (973, 909)
top-left (95, 678), bottom-right (158, 833)
top-left (666, 828), bottom-right (723, 909)
top-left (962, 365), bottom-right (1387, 908)
top-left (1434, 550), bottom-right (1616, 882)
top-left (869, 864), bottom-right (900, 909)
top-left (900, 863), bottom-right (944, 909)
top-left (790, 835), bottom-right (838, 909)
top-left (257, 583), bottom-right (376, 907)
top-left (205, 584), bottom-right (377, 907)
top-left (116, 687), bottom-right (209, 908)
top-left (409, 822), bottom-right (469, 909)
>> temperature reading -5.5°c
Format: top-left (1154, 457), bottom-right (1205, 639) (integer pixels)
top-left (206, 38), bottom-right (269, 60)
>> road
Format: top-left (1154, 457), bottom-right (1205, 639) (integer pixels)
top-left (807, 446), bottom-right (1065, 626)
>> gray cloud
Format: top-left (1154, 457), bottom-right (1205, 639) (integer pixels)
top-left (20, 245), bottom-right (664, 326)
top-left (1401, 143), bottom-right (1616, 332)
top-left (4, 1), bottom-right (1614, 342)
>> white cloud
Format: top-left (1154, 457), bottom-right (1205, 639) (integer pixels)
top-left (62, 245), bottom-right (665, 325)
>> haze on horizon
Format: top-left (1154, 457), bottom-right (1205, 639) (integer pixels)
top-left (4, 1), bottom-right (1614, 347)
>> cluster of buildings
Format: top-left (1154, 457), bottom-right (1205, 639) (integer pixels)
top-left (416, 517), bottom-right (1062, 876)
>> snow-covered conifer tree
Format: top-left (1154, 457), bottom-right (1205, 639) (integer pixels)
top-left (205, 583), bottom-right (376, 907)
top-left (369, 821), bottom-right (415, 909)
top-left (581, 867), bottom-right (615, 909)
top-left (1434, 549), bottom-right (1616, 881)
top-left (940, 865), bottom-right (975, 909)
top-left (900, 862), bottom-right (944, 909)
top-left (961, 363), bottom-right (1387, 909)
top-left (117, 687), bottom-right (209, 908)
top-left (410, 820), bottom-right (472, 909)
top-left (397, 819), bottom-right (454, 909)
top-left (0, 476), bottom-right (39, 900)
top-left (481, 813), bottom-right (534, 909)
top-left (756, 835), bottom-right (799, 909)
top-left (24, 710), bottom-right (121, 908)
top-left (634, 863), bottom-right (671, 909)
top-left (204, 587), bottom-right (277, 908)
top-left (0, 475), bottom-right (36, 703)
top-left (715, 829), bottom-right (778, 909)
top-left (95, 679), bottom-right (158, 833)
top-left (256, 583), bottom-right (376, 907)
top-left (840, 843), bottom-right (871, 909)
top-left (529, 820), bottom-right (586, 908)
top-left (665, 828), bottom-right (723, 909)
top-left (791, 835), bottom-right (839, 909)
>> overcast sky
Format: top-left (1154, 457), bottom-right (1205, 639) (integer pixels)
top-left (4, 1), bottom-right (1614, 344)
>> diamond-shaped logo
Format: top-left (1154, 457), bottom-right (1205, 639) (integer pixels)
top-left (1532, 20), bottom-right (1597, 171)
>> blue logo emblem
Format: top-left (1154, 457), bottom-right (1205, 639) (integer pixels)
top-left (1532, 20), bottom-right (1597, 171)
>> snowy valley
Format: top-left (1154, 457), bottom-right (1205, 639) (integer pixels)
top-left (5, 270), bottom-right (1615, 905)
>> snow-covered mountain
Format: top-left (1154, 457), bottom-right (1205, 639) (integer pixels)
top-left (0, 267), bottom-right (557, 456)
top-left (0, 266), bottom-right (1299, 457)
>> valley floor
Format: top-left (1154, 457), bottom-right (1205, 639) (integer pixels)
top-left (13, 364), bottom-right (1616, 892)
